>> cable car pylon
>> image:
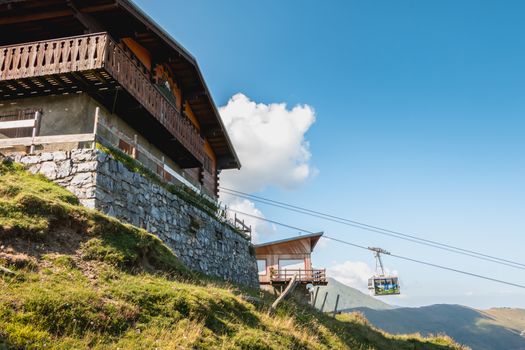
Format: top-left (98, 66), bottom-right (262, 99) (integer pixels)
top-left (368, 247), bottom-right (401, 296)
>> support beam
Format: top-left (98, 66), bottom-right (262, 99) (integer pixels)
top-left (268, 274), bottom-right (299, 315)
top-left (68, 1), bottom-right (105, 33)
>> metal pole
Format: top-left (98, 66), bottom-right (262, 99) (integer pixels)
top-left (320, 292), bottom-right (328, 313)
top-left (378, 252), bottom-right (385, 276)
top-left (333, 294), bottom-right (340, 318)
top-left (312, 286), bottom-right (320, 307)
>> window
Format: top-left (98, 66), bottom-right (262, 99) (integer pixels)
top-left (278, 259), bottom-right (305, 271)
top-left (257, 260), bottom-right (267, 276)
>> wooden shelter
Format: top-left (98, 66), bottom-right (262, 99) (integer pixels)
top-left (255, 232), bottom-right (327, 286)
top-left (0, 0), bottom-right (239, 197)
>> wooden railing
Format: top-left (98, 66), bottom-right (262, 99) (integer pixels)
top-left (103, 39), bottom-right (205, 164)
top-left (0, 33), bottom-right (205, 165)
top-left (0, 33), bottom-right (107, 80)
top-left (270, 269), bottom-right (327, 284)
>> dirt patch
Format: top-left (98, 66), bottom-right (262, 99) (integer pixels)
top-left (0, 226), bottom-right (89, 259)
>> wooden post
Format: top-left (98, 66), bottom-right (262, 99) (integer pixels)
top-left (29, 111), bottom-right (40, 154)
top-left (312, 286), bottom-right (320, 307)
top-left (320, 292), bottom-right (328, 313)
top-left (132, 134), bottom-right (138, 159)
top-left (333, 294), bottom-right (340, 318)
top-left (92, 107), bottom-right (99, 149)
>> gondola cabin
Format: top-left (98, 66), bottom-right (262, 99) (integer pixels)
top-left (368, 276), bottom-right (400, 296)
top-left (367, 247), bottom-right (401, 296)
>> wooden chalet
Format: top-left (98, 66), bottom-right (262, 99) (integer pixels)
top-left (0, 0), bottom-right (239, 198)
top-left (255, 232), bottom-right (328, 287)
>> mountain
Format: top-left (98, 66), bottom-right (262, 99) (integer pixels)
top-left (353, 304), bottom-right (525, 350)
top-left (314, 277), bottom-right (393, 311)
top-left (317, 278), bottom-right (525, 349)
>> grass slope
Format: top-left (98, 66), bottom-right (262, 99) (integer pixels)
top-left (0, 160), bottom-right (466, 349)
top-left (353, 305), bottom-right (525, 350)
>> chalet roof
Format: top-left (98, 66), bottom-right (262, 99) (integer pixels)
top-left (0, 0), bottom-right (240, 170)
top-left (254, 232), bottom-right (324, 253)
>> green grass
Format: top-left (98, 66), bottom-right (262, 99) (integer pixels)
top-left (0, 160), bottom-right (468, 349)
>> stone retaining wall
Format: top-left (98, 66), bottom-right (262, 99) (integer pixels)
top-left (12, 149), bottom-right (259, 288)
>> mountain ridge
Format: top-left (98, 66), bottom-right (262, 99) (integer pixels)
top-left (322, 277), bottom-right (525, 350)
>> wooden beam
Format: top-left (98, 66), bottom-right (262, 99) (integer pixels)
top-left (0, 3), bottom-right (116, 25)
top-left (0, 119), bottom-right (36, 130)
top-left (0, 133), bottom-right (95, 148)
top-left (68, 1), bottom-right (104, 33)
top-left (0, 9), bottom-right (73, 25)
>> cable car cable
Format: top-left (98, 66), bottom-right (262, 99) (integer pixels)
top-left (323, 236), bottom-right (525, 290)
top-left (223, 190), bottom-right (525, 270)
top-left (221, 188), bottom-right (525, 270)
top-left (227, 208), bottom-right (525, 290)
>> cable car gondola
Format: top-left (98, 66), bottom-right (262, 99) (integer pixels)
top-left (367, 247), bottom-right (400, 296)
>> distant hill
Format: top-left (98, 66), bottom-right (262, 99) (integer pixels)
top-left (314, 277), bottom-right (393, 311)
top-left (317, 278), bottom-right (525, 349)
top-left (482, 308), bottom-right (525, 335)
top-left (353, 304), bottom-right (525, 350)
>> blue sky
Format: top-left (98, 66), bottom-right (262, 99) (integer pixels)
top-left (134, 0), bottom-right (525, 308)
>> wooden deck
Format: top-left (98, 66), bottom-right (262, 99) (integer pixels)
top-left (0, 33), bottom-right (205, 166)
top-left (265, 269), bottom-right (328, 285)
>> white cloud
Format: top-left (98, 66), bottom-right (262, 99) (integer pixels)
top-left (219, 93), bottom-right (316, 193)
top-left (223, 196), bottom-right (276, 243)
top-left (328, 260), bottom-right (398, 293)
top-left (218, 93), bottom-right (316, 241)
top-left (328, 261), bottom-right (376, 293)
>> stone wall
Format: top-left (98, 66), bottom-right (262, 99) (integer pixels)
top-left (14, 149), bottom-right (98, 209)
top-left (12, 149), bottom-right (259, 288)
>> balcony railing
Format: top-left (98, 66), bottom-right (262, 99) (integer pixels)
top-left (0, 32), bottom-right (205, 165)
top-left (269, 269), bottom-right (327, 284)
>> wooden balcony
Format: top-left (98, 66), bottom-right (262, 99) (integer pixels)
top-left (0, 33), bottom-right (205, 167)
top-left (268, 269), bottom-right (328, 285)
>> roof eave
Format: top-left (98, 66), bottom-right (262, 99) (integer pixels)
top-left (118, 0), bottom-right (240, 169)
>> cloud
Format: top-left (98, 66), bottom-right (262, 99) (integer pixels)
top-left (328, 260), bottom-right (398, 293)
top-left (218, 93), bottom-right (316, 241)
top-left (224, 196), bottom-right (276, 243)
top-left (219, 93), bottom-right (316, 193)
top-left (328, 261), bottom-right (376, 292)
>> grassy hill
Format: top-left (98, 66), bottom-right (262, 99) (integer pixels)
top-left (314, 277), bottom-right (393, 312)
top-left (353, 305), bottom-right (525, 350)
top-left (0, 159), bottom-right (467, 349)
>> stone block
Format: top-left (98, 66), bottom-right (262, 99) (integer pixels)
top-left (39, 161), bottom-right (58, 179)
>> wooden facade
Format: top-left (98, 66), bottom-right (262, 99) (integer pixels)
top-left (255, 233), bottom-right (328, 286)
top-left (0, 0), bottom-right (239, 197)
